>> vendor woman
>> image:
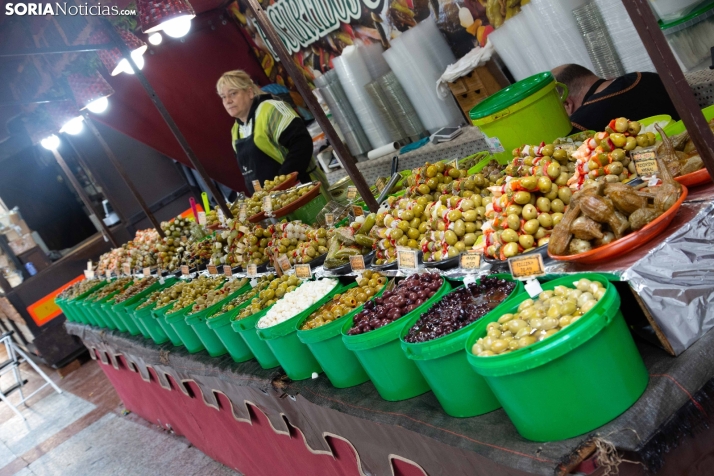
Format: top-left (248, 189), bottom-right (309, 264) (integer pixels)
top-left (217, 70), bottom-right (324, 195)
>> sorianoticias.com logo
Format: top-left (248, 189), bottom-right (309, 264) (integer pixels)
top-left (4, 3), bottom-right (136, 15)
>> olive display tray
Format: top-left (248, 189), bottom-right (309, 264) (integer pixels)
top-left (484, 243), bottom-right (550, 271)
top-left (324, 251), bottom-right (375, 276)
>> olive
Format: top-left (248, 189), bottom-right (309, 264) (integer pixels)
top-left (514, 191), bottom-right (531, 205)
top-left (425, 165), bottom-right (437, 177)
top-left (501, 229), bottom-right (518, 243)
top-left (628, 121), bottom-right (642, 135)
top-left (502, 242), bottom-right (519, 257)
top-left (551, 199), bottom-right (565, 213)
top-left (536, 197), bottom-right (551, 213)
top-left (506, 204), bottom-right (523, 216)
top-left (551, 212), bottom-right (564, 226)
top-left (522, 204), bottom-right (538, 220)
top-left (523, 219), bottom-right (540, 235)
top-left (552, 148), bottom-right (568, 162)
top-left (558, 187), bottom-right (572, 204)
top-left (463, 209), bottom-right (477, 222)
top-left (447, 210), bottom-right (462, 221)
top-left (519, 234), bottom-right (534, 249)
top-left (615, 117), bottom-right (628, 133)
top-left (535, 226), bottom-right (547, 239)
top-left (541, 144), bottom-right (554, 156)
top-left (544, 185), bottom-right (559, 201)
top-left (453, 220), bottom-right (466, 237)
top-left (610, 149), bottom-right (626, 161)
top-left (418, 184), bottom-right (430, 195)
top-left (609, 133), bottom-right (626, 148)
top-left (636, 135), bottom-right (649, 147)
top-left (463, 233), bottom-right (477, 246)
top-left (444, 230), bottom-right (458, 246)
top-left (520, 176), bottom-right (537, 191)
top-left (646, 132), bottom-right (656, 145)
top-left (507, 214), bottom-right (521, 230)
top-left (537, 176), bottom-right (552, 194)
top-left (625, 136), bottom-right (637, 151)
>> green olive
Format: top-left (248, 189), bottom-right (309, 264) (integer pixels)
top-left (552, 148), bottom-right (568, 162)
top-left (522, 204), bottom-right (538, 220)
top-left (551, 212), bottom-right (564, 226)
top-left (538, 213), bottom-right (553, 228)
top-left (535, 226), bottom-right (547, 239)
top-left (625, 136), bottom-right (637, 151)
top-left (546, 162), bottom-right (561, 180)
top-left (453, 220), bottom-right (466, 237)
top-left (507, 214), bottom-right (521, 231)
top-left (506, 204), bottom-right (523, 216)
top-left (444, 230), bottom-right (458, 246)
top-left (550, 199), bottom-right (565, 213)
top-left (615, 117), bottom-right (628, 133)
top-left (464, 233), bottom-right (477, 246)
top-left (462, 209), bottom-right (477, 222)
top-left (556, 172), bottom-right (569, 186)
top-left (536, 197), bottom-right (551, 213)
top-left (520, 176), bottom-right (537, 191)
top-left (523, 219), bottom-right (540, 235)
top-left (501, 229), bottom-right (518, 243)
top-left (558, 187), bottom-right (572, 205)
top-left (502, 242), bottom-right (519, 258)
top-left (537, 176), bottom-right (552, 194)
top-left (519, 234), bottom-right (534, 249)
top-left (514, 191), bottom-right (531, 205)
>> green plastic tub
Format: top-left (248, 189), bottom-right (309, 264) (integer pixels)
top-left (87, 298), bottom-right (111, 328)
top-left (135, 302), bottom-right (170, 345)
top-left (256, 282), bottom-right (345, 380)
top-left (341, 278), bottom-right (452, 401)
top-left (466, 273), bottom-right (648, 441)
top-left (296, 282), bottom-right (388, 388)
top-left (101, 300), bottom-right (128, 332)
top-left (76, 300), bottom-right (99, 326)
top-left (399, 275), bottom-right (523, 417)
top-left (470, 72), bottom-right (571, 163)
top-left (232, 308), bottom-right (280, 369)
top-left (151, 302), bottom-right (184, 347)
top-left (110, 280), bottom-right (167, 336)
top-left (286, 193), bottom-right (328, 224)
top-left (184, 281), bottom-right (252, 358)
top-left (61, 280), bottom-right (109, 325)
top-left (206, 307), bottom-right (254, 363)
top-left (164, 305), bottom-right (205, 353)
top-left (125, 299), bottom-right (152, 339)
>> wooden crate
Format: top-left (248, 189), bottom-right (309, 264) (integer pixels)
top-left (448, 63), bottom-right (508, 121)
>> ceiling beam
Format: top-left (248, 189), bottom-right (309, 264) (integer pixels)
top-left (0, 44), bottom-right (115, 58)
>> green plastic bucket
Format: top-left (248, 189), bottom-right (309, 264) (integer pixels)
top-left (88, 298), bottom-right (113, 329)
top-left (255, 282), bottom-right (344, 380)
top-left (399, 275), bottom-right (523, 417)
top-left (101, 300), bottom-right (128, 332)
top-left (135, 302), bottom-right (170, 345)
top-left (296, 282), bottom-right (388, 388)
top-left (470, 72), bottom-right (571, 163)
top-left (184, 281), bottom-right (252, 358)
top-left (207, 308), bottom-right (254, 362)
top-left (125, 300), bottom-right (153, 339)
top-left (152, 303), bottom-right (184, 347)
top-left (110, 281), bottom-right (166, 336)
top-left (77, 300), bottom-right (99, 327)
top-left (232, 308), bottom-right (280, 369)
top-left (164, 305), bottom-right (205, 353)
top-left (62, 281), bottom-right (109, 325)
top-left (286, 194), bottom-right (328, 223)
top-left (466, 273), bottom-right (648, 441)
top-left (341, 278), bottom-right (452, 401)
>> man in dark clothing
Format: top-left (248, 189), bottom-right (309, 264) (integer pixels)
top-left (552, 64), bottom-right (680, 134)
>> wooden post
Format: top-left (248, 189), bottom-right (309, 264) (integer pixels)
top-left (102, 20), bottom-right (233, 219)
top-left (242, 0), bottom-right (380, 213)
top-left (622, 0), bottom-right (714, 179)
top-left (81, 117), bottom-right (166, 238)
top-left (50, 148), bottom-right (119, 247)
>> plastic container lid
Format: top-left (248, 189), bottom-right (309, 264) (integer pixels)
top-left (660, 0), bottom-right (714, 33)
top-left (469, 72), bottom-right (554, 121)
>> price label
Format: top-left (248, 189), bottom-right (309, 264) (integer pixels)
top-left (277, 254), bottom-right (292, 273)
top-left (122, 263), bottom-right (131, 276)
top-left (197, 211), bottom-right (206, 226)
top-left (352, 205), bottom-right (364, 217)
top-left (460, 250), bottom-right (482, 271)
top-left (217, 209), bottom-right (226, 225)
top-left (375, 177), bottom-right (386, 193)
top-left (252, 180), bottom-right (262, 192)
top-left (631, 147), bottom-right (658, 176)
top-left (143, 267), bottom-right (151, 277)
top-left (508, 254), bottom-right (545, 280)
top-left (239, 204), bottom-right (247, 222)
top-left (84, 269), bottom-right (95, 279)
top-left (181, 265), bottom-right (190, 276)
top-left (325, 213), bottom-right (334, 227)
top-left (207, 264), bottom-right (218, 275)
top-left (106, 270), bottom-right (112, 280)
top-left (397, 247), bottom-right (418, 271)
top-left (263, 195), bottom-right (272, 213)
top-left (349, 255), bottom-right (365, 272)
top-left (247, 263), bottom-right (258, 277)
top-left (295, 264), bottom-right (312, 279)
top-left (347, 186), bottom-right (357, 201)
top-left (87, 260), bottom-right (93, 271)
top-left (223, 265), bottom-right (233, 277)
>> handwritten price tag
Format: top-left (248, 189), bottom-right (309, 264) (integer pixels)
top-left (223, 265), bottom-right (233, 277)
top-left (349, 255), bottom-right (365, 272)
top-left (294, 264), bottom-right (312, 279)
top-left (325, 213), bottom-right (334, 227)
top-left (181, 265), bottom-right (190, 276)
top-left (207, 264), bottom-right (218, 275)
top-left (263, 195), bottom-right (272, 213)
top-left (252, 180), bottom-right (262, 192)
top-left (631, 147), bottom-right (658, 176)
top-left (508, 254), bottom-right (545, 280)
top-left (397, 247), bottom-right (418, 271)
top-left (277, 254), bottom-right (292, 273)
top-left (247, 263), bottom-right (258, 277)
top-left (143, 267), bottom-right (151, 277)
top-left (84, 269), bottom-right (95, 279)
top-left (122, 263), bottom-right (131, 276)
top-left (375, 177), bottom-right (386, 193)
top-left (352, 205), bottom-right (363, 217)
top-left (460, 251), bottom-right (482, 271)
top-left (239, 204), bottom-right (247, 222)
top-left (197, 211), bottom-right (206, 226)
top-left (347, 186), bottom-right (357, 201)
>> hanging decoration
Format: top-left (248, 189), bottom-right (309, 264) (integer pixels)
top-left (137, 0), bottom-right (196, 35)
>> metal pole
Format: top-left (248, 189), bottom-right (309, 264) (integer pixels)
top-left (242, 0), bottom-right (380, 213)
top-left (63, 134), bottom-right (129, 226)
top-left (49, 148), bottom-right (120, 247)
top-left (622, 0), bottom-right (714, 179)
top-left (82, 117), bottom-right (166, 237)
top-left (101, 20), bottom-right (233, 218)
top-left (0, 44), bottom-right (115, 57)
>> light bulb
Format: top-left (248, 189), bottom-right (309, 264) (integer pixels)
top-left (60, 116), bottom-right (84, 135)
top-left (116, 50), bottom-right (145, 75)
top-left (40, 135), bottom-right (60, 150)
top-left (161, 15), bottom-right (192, 38)
top-left (87, 97), bottom-right (109, 114)
top-left (148, 32), bottom-right (162, 45)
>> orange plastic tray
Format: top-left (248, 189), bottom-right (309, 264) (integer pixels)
top-left (548, 185), bottom-right (688, 264)
top-left (675, 167), bottom-right (711, 188)
top-left (267, 172), bottom-right (299, 192)
top-left (272, 182), bottom-right (321, 218)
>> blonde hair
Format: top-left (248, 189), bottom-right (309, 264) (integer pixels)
top-left (216, 70), bottom-right (263, 95)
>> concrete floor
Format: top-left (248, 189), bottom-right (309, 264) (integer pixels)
top-left (0, 342), bottom-right (240, 476)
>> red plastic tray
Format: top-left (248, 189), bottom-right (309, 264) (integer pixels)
top-left (675, 167), bottom-right (711, 188)
top-left (272, 182), bottom-right (322, 218)
top-left (266, 172), bottom-right (299, 192)
top-left (548, 185), bottom-right (688, 264)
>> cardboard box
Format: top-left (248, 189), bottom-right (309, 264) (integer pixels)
top-left (9, 234), bottom-right (36, 255)
top-left (2, 227), bottom-right (21, 242)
